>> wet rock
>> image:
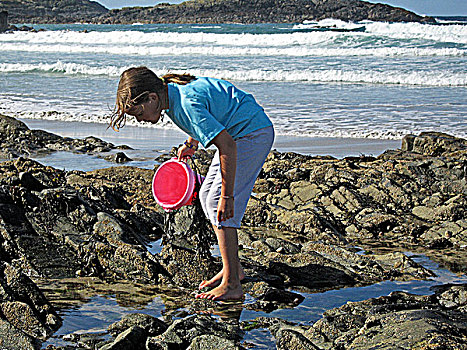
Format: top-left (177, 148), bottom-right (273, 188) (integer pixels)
top-left (108, 313), bottom-right (168, 337)
top-left (244, 281), bottom-right (304, 311)
top-left (104, 151), bottom-right (133, 163)
top-left (434, 284), bottom-right (467, 310)
top-left (275, 328), bottom-right (320, 350)
top-left (187, 334), bottom-right (246, 350)
top-left (100, 325), bottom-right (146, 350)
top-left (0, 319), bottom-right (39, 350)
top-left (304, 284), bottom-right (467, 350)
top-left (0, 114), bottom-right (125, 159)
top-left (0, 262), bottom-right (61, 348)
top-left (147, 314), bottom-right (243, 350)
top-left (0, 158), bottom-right (166, 283)
top-left (243, 132), bottom-right (466, 271)
top-left (158, 241), bottom-right (219, 289)
top-left (1, 125), bottom-right (465, 348)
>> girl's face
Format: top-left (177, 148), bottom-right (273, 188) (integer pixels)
top-left (126, 93), bottom-right (162, 124)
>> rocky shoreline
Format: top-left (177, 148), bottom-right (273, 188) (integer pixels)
top-left (0, 114), bottom-right (465, 349)
top-left (0, 0), bottom-right (435, 26)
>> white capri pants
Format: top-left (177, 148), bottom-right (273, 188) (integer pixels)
top-left (199, 126), bottom-right (274, 229)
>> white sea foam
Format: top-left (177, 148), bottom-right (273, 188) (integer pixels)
top-left (364, 21), bottom-right (467, 44)
top-left (0, 23), bottom-right (465, 58)
top-left (0, 42), bottom-right (463, 57)
top-left (0, 61), bottom-right (122, 76)
top-left (1, 61), bottom-right (465, 86)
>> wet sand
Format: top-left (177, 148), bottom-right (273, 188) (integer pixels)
top-left (20, 118), bottom-right (401, 159)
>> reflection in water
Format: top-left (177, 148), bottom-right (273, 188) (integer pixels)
top-left (40, 253), bottom-right (467, 349)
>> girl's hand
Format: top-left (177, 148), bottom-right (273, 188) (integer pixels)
top-left (217, 196), bottom-right (234, 222)
top-left (177, 144), bottom-right (196, 161)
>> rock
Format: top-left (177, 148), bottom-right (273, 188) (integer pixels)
top-left (275, 328), bottom-right (320, 350)
top-left (0, 114), bottom-right (120, 159)
top-left (187, 334), bottom-right (246, 350)
top-left (0, 262), bottom-right (61, 347)
top-left (0, 157), bottom-right (166, 282)
top-left (0, 319), bottom-right (39, 350)
top-left (104, 152), bottom-right (133, 163)
top-left (243, 131), bottom-right (466, 271)
top-left (147, 314), bottom-right (243, 350)
top-left (0, 0), bottom-right (108, 24)
top-left (402, 132), bottom-right (467, 157)
top-left (100, 326), bottom-right (146, 350)
top-left (0, 10), bottom-right (7, 32)
top-left (108, 313), bottom-right (168, 337)
top-left (0, 0), bottom-right (435, 24)
top-left (0, 121), bottom-right (465, 348)
top-left (434, 284), bottom-right (467, 310)
top-left (304, 285), bottom-right (467, 349)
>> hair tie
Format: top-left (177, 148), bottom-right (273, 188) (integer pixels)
top-left (160, 77), bottom-right (165, 84)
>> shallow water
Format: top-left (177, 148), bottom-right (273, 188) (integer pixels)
top-left (40, 252), bottom-right (467, 349)
top-left (19, 118), bottom-right (402, 172)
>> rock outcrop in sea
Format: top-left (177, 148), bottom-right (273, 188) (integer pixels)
top-left (0, 0), bottom-right (108, 24)
top-left (101, 0), bottom-right (435, 24)
top-left (0, 114), bottom-right (465, 349)
top-left (0, 0), bottom-right (436, 25)
top-left (0, 10), bottom-right (7, 32)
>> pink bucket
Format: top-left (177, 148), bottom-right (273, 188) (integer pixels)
top-left (152, 158), bottom-right (204, 211)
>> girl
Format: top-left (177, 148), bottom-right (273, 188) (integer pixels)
top-left (110, 67), bottom-right (274, 301)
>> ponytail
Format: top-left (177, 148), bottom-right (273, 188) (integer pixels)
top-left (161, 73), bottom-right (197, 85)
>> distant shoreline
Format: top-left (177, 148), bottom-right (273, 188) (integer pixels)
top-left (20, 118), bottom-right (401, 159)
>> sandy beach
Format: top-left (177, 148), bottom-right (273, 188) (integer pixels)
top-left (20, 118), bottom-right (402, 165)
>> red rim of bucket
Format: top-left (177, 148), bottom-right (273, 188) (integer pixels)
top-left (152, 159), bottom-right (196, 210)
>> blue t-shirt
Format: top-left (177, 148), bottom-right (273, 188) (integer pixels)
top-left (165, 77), bottom-right (272, 148)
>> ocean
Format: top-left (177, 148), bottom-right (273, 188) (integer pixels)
top-left (0, 18), bottom-right (466, 161)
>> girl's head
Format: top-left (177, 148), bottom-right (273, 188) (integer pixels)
top-left (110, 66), bottom-right (196, 131)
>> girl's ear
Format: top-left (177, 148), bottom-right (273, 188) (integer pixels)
top-left (148, 92), bottom-right (159, 102)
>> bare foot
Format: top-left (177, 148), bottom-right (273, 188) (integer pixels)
top-left (195, 283), bottom-right (243, 301)
top-left (199, 267), bottom-right (245, 290)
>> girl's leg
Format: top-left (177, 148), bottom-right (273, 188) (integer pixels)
top-left (197, 126), bottom-right (274, 299)
top-left (196, 226), bottom-right (243, 301)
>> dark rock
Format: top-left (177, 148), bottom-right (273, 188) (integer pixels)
top-left (0, 114), bottom-right (120, 158)
top-left (100, 0), bottom-right (435, 25)
top-left (1, 121), bottom-right (465, 349)
top-left (187, 334), bottom-right (246, 349)
top-left (0, 157), bottom-right (165, 281)
top-left (104, 152), bottom-right (133, 163)
top-left (0, 0), bottom-right (435, 24)
top-left (0, 10), bottom-right (7, 32)
top-left (0, 262), bottom-right (61, 346)
top-left (147, 314), bottom-right (243, 350)
top-left (100, 325), bottom-right (146, 350)
top-left (0, 0), bottom-right (108, 24)
top-left (19, 171), bottom-right (46, 191)
top-left (0, 319), bottom-right (39, 350)
top-left (275, 328), bottom-right (320, 350)
top-left (108, 313), bottom-right (168, 337)
top-left (303, 285), bottom-right (467, 349)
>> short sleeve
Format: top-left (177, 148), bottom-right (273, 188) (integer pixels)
top-left (182, 98), bottom-right (226, 147)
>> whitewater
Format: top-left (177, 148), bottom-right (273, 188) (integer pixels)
top-left (0, 19), bottom-right (466, 141)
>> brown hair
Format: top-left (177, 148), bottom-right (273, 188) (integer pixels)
top-left (109, 66), bottom-right (196, 131)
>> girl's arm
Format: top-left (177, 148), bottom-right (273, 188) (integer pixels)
top-left (211, 129), bottom-right (237, 222)
top-left (177, 137), bottom-right (199, 160)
